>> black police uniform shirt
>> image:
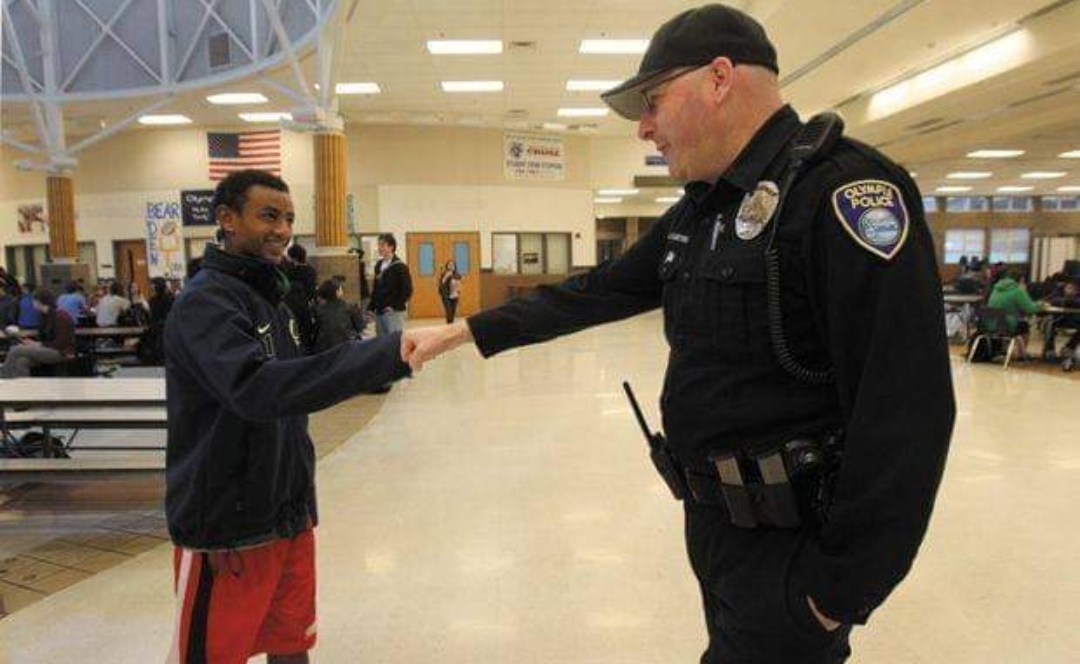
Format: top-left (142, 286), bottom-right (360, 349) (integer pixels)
top-left (164, 245), bottom-right (410, 551)
top-left (467, 105), bottom-right (956, 625)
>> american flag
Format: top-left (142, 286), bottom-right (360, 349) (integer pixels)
top-left (207, 130), bottom-right (281, 181)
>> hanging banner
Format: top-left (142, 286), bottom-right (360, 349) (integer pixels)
top-left (145, 200), bottom-right (186, 279)
top-left (504, 132), bottom-right (565, 181)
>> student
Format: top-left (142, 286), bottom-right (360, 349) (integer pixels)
top-left (0, 289), bottom-right (75, 378)
top-left (987, 269), bottom-right (1043, 361)
top-left (164, 169), bottom-right (411, 663)
top-left (312, 279), bottom-right (362, 354)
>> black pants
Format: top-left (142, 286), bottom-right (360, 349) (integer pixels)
top-left (442, 297), bottom-right (458, 324)
top-left (684, 502), bottom-right (852, 664)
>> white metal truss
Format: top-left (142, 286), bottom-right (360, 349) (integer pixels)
top-left (1, 0), bottom-right (342, 172)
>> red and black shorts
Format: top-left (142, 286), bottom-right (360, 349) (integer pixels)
top-left (168, 527), bottom-right (317, 664)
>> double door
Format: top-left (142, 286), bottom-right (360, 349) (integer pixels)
top-left (405, 232), bottom-right (480, 319)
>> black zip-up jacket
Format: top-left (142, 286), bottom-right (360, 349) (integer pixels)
top-left (164, 245), bottom-right (410, 550)
top-left (369, 256), bottom-right (412, 312)
top-left (466, 106), bottom-right (955, 625)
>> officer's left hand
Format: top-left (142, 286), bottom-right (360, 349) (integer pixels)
top-left (807, 596), bottom-right (841, 632)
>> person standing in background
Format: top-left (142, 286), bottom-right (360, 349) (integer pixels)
top-left (283, 243), bottom-right (318, 353)
top-left (368, 233), bottom-right (412, 336)
top-left (438, 260), bottom-right (463, 324)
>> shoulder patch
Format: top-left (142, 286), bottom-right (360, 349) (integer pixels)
top-left (830, 179), bottom-right (909, 260)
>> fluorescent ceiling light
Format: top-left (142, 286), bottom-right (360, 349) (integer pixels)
top-left (936, 186), bottom-right (973, 193)
top-left (597, 188), bottom-right (638, 196)
top-left (579, 39), bottom-right (649, 54)
top-left (138, 114), bottom-right (192, 125)
top-left (1021, 171), bottom-right (1066, 179)
top-left (656, 196), bottom-right (680, 203)
top-left (1058, 150), bottom-right (1080, 159)
top-left (441, 81), bottom-right (504, 92)
top-left (947, 171), bottom-right (992, 179)
top-left (594, 197), bottom-right (622, 204)
top-left (542, 122), bottom-right (568, 131)
top-left (909, 172), bottom-right (918, 178)
top-left (206, 92), bottom-right (268, 105)
top-left (427, 40), bottom-right (502, 55)
top-left (967, 149), bottom-right (1025, 158)
top-left (557, 107), bottom-right (608, 117)
top-left (868, 30), bottom-right (1032, 121)
top-left (239, 112), bottom-right (292, 122)
top-left (336, 82), bottom-right (381, 94)
top-left (1055, 186), bottom-right (1080, 192)
top-left (997, 186), bottom-right (1033, 192)
top-left (566, 80), bottom-right (622, 91)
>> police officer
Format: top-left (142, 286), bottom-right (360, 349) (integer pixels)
top-left (402, 5), bottom-right (955, 663)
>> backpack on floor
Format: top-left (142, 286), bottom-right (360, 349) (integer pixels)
top-left (6, 431), bottom-right (69, 458)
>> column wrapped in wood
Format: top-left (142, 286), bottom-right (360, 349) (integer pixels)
top-left (314, 132), bottom-right (348, 248)
top-left (47, 175), bottom-right (78, 259)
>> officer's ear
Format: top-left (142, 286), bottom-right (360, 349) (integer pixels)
top-left (705, 57), bottom-right (735, 106)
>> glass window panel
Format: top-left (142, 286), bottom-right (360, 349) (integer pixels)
top-left (989, 228), bottom-right (1030, 263)
top-left (417, 242), bottom-right (436, 276)
top-left (493, 234), bottom-right (518, 274)
top-left (992, 197), bottom-right (1032, 212)
top-left (520, 233), bottom-right (544, 275)
top-left (921, 196), bottom-right (938, 212)
top-left (944, 229), bottom-right (985, 264)
top-left (545, 233), bottom-right (570, 274)
top-left (453, 242), bottom-right (471, 274)
top-left (1043, 196), bottom-right (1079, 211)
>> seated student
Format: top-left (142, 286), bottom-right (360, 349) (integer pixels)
top-left (312, 279), bottom-right (362, 354)
top-left (95, 282), bottom-right (131, 327)
top-left (987, 269), bottom-right (1043, 361)
top-left (1044, 279), bottom-right (1080, 371)
top-left (17, 284), bottom-right (42, 329)
top-left (0, 286), bottom-right (19, 327)
top-left (56, 281), bottom-right (89, 324)
top-left (0, 289), bottom-right (76, 378)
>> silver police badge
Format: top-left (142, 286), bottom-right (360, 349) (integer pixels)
top-left (735, 181), bottom-right (779, 240)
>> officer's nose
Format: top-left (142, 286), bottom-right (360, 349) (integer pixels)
top-left (637, 115), bottom-right (655, 141)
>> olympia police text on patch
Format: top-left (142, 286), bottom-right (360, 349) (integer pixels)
top-left (830, 179), bottom-right (910, 260)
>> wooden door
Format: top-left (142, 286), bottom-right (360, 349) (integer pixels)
top-left (113, 240), bottom-right (151, 298)
top-left (405, 232), bottom-right (481, 319)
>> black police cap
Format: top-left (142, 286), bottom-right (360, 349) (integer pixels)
top-left (601, 4), bottom-right (778, 121)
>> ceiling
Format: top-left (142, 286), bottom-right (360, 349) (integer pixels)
top-left (2, 0), bottom-right (1080, 201)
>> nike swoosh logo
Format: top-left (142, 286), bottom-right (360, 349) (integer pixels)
top-left (257, 323), bottom-right (271, 335)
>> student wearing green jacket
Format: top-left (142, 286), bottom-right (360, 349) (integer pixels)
top-left (987, 270), bottom-right (1043, 359)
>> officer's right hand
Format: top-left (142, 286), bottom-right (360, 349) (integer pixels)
top-left (401, 321), bottom-right (473, 372)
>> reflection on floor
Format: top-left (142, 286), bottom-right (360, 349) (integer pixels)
top-left (1, 312), bottom-right (1078, 663)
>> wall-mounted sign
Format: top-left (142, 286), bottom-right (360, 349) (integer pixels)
top-left (504, 132), bottom-right (565, 181)
top-left (181, 190), bottom-right (216, 226)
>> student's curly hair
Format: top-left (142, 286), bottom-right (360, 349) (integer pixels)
top-left (212, 170), bottom-right (289, 217)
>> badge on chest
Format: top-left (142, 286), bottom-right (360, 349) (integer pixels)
top-left (735, 181), bottom-right (779, 241)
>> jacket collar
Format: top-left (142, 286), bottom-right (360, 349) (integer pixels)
top-left (203, 244), bottom-right (290, 304)
top-left (685, 104), bottom-right (801, 204)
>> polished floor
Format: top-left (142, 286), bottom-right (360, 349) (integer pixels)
top-left (1, 312), bottom-right (1078, 663)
